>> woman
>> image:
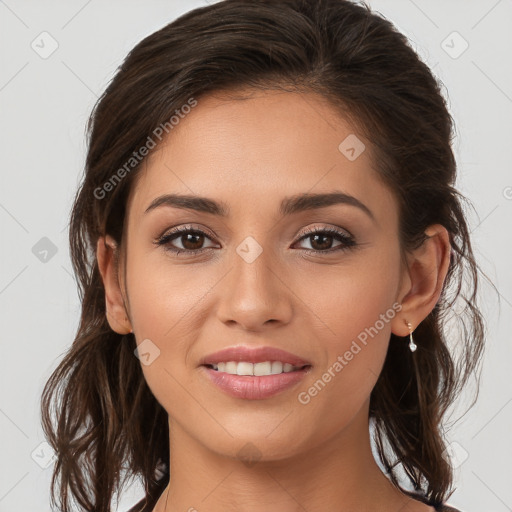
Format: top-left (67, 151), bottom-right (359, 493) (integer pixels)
top-left (41, 1), bottom-right (485, 511)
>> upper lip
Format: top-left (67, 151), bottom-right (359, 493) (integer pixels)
top-left (199, 346), bottom-right (312, 367)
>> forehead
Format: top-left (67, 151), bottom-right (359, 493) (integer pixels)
top-left (127, 89), bottom-right (397, 223)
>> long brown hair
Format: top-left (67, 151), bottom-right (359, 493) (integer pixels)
top-left (41, 0), bottom-right (486, 510)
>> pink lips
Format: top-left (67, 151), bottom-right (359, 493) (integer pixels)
top-left (199, 345), bottom-right (312, 400)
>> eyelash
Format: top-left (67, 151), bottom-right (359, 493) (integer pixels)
top-left (154, 224), bottom-right (357, 257)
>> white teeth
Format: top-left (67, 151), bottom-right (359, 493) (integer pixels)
top-left (254, 362), bottom-right (271, 376)
top-left (209, 361), bottom-right (303, 376)
top-left (226, 361), bottom-right (237, 373)
top-left (237, 362), bottom-right (254, 376)
top-left (271, 361), bottom-right (283, 374)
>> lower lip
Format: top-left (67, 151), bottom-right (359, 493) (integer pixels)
top-left (201, 365), bottom-right (310, 400)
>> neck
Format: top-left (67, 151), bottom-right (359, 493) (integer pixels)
top-left (153, 402), bottom-right (406, 512)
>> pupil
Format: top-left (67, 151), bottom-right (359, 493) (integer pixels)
top-left (183, 233), bottom-right (204, 250)
top-left (311, 234), bottom-right (332, 250)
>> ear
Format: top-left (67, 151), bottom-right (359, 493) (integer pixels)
top-left (96, 234), bottom-right (132, 335)
top-left (391, 224), bottom-right (451, 336)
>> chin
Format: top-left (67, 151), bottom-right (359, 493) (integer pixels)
top-left (195, 419), bottom-right (315, 463)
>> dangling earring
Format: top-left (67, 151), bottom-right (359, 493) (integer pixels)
top-left (406, 321), bottom-right (417, 352)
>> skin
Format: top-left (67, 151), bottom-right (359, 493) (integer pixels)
top-left (97, 89), bottom-right (451, 512)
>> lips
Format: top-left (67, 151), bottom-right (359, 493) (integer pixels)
top-left (199, 345), bottom-right (312, 367)
top-left (201, 365), bottom-right (310, 400)
top-left (199, 346), bottom-right (312, 400)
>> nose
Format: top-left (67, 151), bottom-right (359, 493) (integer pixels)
top-left (216, 241), bottom-right (293, 332)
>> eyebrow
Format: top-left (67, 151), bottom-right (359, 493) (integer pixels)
top-left (144, 191), bottom-right (374, 220)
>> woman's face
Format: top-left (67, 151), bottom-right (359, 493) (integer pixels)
top-left (119, 89), bottom-right (409, 460)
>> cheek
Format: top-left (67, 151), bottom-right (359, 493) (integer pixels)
top-left (303, 253), bottom-right (401, 351)
top-left (295, 251), bottom-right (401, 409)
top-left (126, 251), bottom-right (213, 342)
top-left (124, 252), bottom-right (215, 406)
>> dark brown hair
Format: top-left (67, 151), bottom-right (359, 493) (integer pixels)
top-left (41, 0), bottom-right (486, 510)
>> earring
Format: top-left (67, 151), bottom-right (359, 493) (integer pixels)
top-left (406, 321), bottom-right (417, 352)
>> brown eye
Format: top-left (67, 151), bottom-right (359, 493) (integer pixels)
top-left (179, 232), bottom-right (206, 251)
top-left (307, 233), bottom-right (336, 251)
top-left (155, 227), bottom-right (217, 256)
top-left (295, 227), bottom-right (356, 254)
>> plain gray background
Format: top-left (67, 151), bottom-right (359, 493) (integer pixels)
top-left (0, 1), bottom-right (511, 511)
